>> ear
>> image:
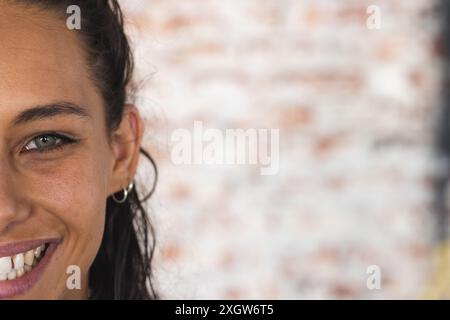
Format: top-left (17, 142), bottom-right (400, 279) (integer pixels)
top-left (108, 104), bottom-right (144, 196)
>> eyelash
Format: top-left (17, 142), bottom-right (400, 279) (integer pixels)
top-left (21, 132), bottom-right (79, 154)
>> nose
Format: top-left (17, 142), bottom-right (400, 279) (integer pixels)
top-left (0, 160), bottom-right (30, 233)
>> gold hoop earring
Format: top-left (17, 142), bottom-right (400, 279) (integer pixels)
top-left (112, 182), bottom-right (134, 204)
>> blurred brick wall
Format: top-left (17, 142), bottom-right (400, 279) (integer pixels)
top-left (120, 0), bottom-right (443, 298)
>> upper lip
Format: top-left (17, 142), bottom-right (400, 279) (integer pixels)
top-left (0, 238), bottom-right (61, 258)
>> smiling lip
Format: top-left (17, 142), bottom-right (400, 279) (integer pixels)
top-left (0, 238), bottom-right (61, 299)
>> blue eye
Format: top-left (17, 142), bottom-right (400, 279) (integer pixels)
top-left (23, 133), bottom-right (77, 153)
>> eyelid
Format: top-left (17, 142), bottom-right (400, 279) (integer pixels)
top-left (19, 131), bottom-right (80, 154)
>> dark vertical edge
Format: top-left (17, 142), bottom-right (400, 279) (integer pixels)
top-left (433, 0), bottom-right (450, 243)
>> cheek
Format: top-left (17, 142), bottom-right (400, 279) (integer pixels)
top-left (50, 165), bottom-right (105, 236)
top-left (18, 144), bottom-right (113, 264)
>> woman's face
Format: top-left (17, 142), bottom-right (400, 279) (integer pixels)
top-left (0, 4), bottom-right (142, 299)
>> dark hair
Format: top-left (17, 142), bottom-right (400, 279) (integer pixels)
top-left (15, 0), bottom-right (159, 299)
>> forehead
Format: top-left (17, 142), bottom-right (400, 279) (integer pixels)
top-left (0, 4), bottom-right (101, 116)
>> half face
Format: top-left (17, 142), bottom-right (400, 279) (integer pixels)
top-left (0, 4), bottom-right (117, 299)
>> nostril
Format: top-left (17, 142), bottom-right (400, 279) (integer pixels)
top-left (0, 206), bottom-right (31, 234)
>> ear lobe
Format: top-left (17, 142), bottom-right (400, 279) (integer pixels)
top-left (108, 105), bottom-right (144, 195)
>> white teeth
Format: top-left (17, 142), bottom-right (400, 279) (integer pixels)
top-left (16, 267), bottom-right (24, 278)
top-left (13, 253), bottom-right (24, 270)
top-left (34, 245), bottom-right (44, 259)
top-left (0, 243), bottom-right (47, 281)
top-left (24, 250), bottom-right (34, 266)
top-left (7, 270), bottom-right (16, 280)
top-left (0, 257), bottom-right (12, 274)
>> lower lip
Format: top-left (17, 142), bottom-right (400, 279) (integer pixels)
top-left (0, 242), bottom-right (59, 299)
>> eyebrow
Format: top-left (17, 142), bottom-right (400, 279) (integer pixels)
top-left (12, 101), bottom-right (91, 126)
